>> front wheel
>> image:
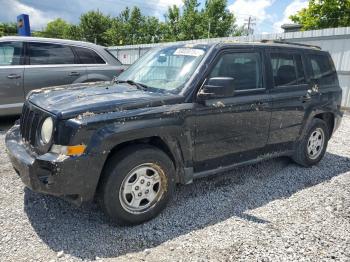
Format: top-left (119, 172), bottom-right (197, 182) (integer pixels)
top-left (292, 118), bottom-right (329, 167)
top-left (99, 145), bottom-right (176, 225)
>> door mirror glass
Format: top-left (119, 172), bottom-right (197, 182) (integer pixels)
top-left (198, 77), bottom-right (235, 100)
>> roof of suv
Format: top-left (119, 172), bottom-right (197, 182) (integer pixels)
top-left (0, 36), bottom-right (103, 49)
top-left (215, 41), bottom-right (322, 51)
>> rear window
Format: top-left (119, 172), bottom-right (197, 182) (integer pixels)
top-left (308, 54), bottom-right (337, 86)
top-left (270, 52), bottom-right (306, 87)
top-left (74, 47), bottom-right (105, 64)
top-left (28, 43), bottom-right (75, 65)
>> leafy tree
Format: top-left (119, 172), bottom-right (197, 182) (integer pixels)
top-left (40, 18), bottom-right (69, 38)
top-left (64, 24), bottom-right (82, 40)
top-left (164, 5), bottom-right (181, 41)
top-left (202, 0), bottom-right (237, 38)
top-left (16, 1), bottom-right (243, 45)
top-left (0, 23), bottom-right (17, 37)
top-left (79, 10), bottom-right (112, 45)
top-left (142, 17), bottom-right (162, 43)
top-left (290, 0), bottom-right (350, 30)
top-left (179, 0), bottom-right (202, 40)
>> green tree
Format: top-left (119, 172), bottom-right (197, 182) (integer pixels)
top-left (179, 0), bottom-right (202, 40)
top-left (290, 0), bottom-right (350, 30)
top-left (202, 0), bottom-right (237, 38)
top-left (0, 22), bottom-right (17, 37)
top-left (79, 10), bottom-right (112, 45)
top-left (40, 18), bottom-right (70, 38)
top-left (142, 17), bottom-right (162, 43)
top-left (64, 24), bottom-right (82, 40)
top-left (164, 5), bottom-right (181, 41)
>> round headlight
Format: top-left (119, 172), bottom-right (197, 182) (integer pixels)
top-left (41, 117), bottom-right (53, 144)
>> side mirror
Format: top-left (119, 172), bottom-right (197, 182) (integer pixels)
top-left (197, 77), bottom-right (235, 100)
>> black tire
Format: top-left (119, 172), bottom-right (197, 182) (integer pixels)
top-left (98, 145), bottom-right (175, 225)
top-left (292, 118), bottom-right (329, 167)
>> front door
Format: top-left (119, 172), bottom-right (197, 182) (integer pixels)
top-left (193, 49), bottom-right (272, 172)
top-left (0, 41), bottom-right (24, 115)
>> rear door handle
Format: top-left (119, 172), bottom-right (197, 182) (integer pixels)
top-left (7, 74), bottom-right (21, 79)
top-left (69, 72), bottom-right (80, 76)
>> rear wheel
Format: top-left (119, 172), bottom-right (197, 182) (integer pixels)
top-left (99, 145), bottom-right (175, 225)
top-left (292, 118), bottom-right (329, 167)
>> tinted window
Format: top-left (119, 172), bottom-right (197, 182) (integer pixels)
top-left (209, 52), bottom-right (262, 91)
top-left (0, 42), bottom-right (23, 65)
top-left (270, 53), bottom-right (306, 86)
top-left (74, 47), bottom-right (105, 64)
top-left (28, 43), bottom-right (75, 65)
top-left (308, 54), bottom-right (337, 86)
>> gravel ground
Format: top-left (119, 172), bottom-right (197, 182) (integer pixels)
top-left (0, 114), bottom-right (350, 262)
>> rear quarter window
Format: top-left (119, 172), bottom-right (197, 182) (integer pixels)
top-left (74, 47), bottom-right (106, 64)
top-left (308, 54), bottom-right (337, 86)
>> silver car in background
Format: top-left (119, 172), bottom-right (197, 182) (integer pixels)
top-left (0, 36), bottom-right (126, 116)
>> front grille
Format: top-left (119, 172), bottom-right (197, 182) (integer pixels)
top-left (20, 103), bottom-right (45, 146)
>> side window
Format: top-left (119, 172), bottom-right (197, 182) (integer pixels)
top-left (0, 42), bottom-right (23, 65)
top-left (308, 54), bottom-right (337, 86)
top-left (28, 43), bottom-right (75, 65)
top-left (270, 53), bottom-right (306, 87)
top-left (209, 52), bottom-right (263, 91)
top-left (74, 47), bottom-right (105, 64)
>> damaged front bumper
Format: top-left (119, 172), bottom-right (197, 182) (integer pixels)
top-left (5, 124), bottom-right (103, 205)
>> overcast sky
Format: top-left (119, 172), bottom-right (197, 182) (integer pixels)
top-left (0, 0), bottom-right (309, 34)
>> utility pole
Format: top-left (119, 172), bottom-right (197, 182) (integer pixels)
top-left (208, 20), bottom-right (211, 39)
top-left (244, 16), bottom-right (256, 35)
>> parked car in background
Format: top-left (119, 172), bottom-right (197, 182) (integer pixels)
top-left (0, 36), bottom-right (125, 116)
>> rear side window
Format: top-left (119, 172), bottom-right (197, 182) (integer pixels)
top-left (308, 54), bottom-right (337, 86)
top-left (28, 43), bottom-right (75, 65)
top-left (209, 52), bottom-right (263, 91)
top-left (74, 47), bottom-right (105, 64)
top-left (0, 42), bottom-right (23, 65)
top-left (270, 53), bottom-right (306, 87)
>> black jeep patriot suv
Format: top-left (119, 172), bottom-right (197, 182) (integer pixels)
top-left (6, 41), bottom-right (343, 225)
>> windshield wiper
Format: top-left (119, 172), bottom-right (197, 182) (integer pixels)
top-left (115, 79), bottom-right (149, 90)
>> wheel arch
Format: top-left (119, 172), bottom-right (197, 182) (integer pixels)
top-left (95, 135), bottom-right (186, 199)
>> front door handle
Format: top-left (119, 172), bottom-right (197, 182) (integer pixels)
top-left (69, 72), bottom-right (80, 76)
top-left (7, 74), bottom-right (21, 79)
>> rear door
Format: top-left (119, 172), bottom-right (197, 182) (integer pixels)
top-left (193, 48), bottom-right (272, 172)
top-left (23, 42), bottom-right (87, 95)
top-left (73, 46), bottom-right (121, 81)
top-left (267, 49), bottom-right (313, 150)
top-left (0, 41), bottom-right (24, 115)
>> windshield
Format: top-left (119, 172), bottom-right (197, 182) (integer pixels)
top-left (117, 45), bottom-right (209, 93)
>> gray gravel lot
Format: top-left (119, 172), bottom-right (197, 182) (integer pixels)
top-left (0, 115), bottom-right (350, 262)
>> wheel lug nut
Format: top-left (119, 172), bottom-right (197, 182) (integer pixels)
top-left (135, 186), bottom-right (139, 190)
top-left (145, 190), bottom-right (149, 194)
top-left (138, 192), bottom-right (142, 197)
top-left (147, 182), bottom-right (151, 186)
top-left (140, 179), bottom-right (145, 184)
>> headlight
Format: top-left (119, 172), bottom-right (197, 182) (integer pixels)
top-left (41, 117), bottom-right (53, 144)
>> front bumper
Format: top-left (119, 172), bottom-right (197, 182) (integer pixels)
top-left (5, 125), bottom-right (104, 204)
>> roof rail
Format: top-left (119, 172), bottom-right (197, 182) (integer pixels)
top-left (260, 39), bottom-right (321, 50)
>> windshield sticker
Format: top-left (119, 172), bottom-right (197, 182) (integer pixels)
top-left (174, 48), bottom-right (204, 57)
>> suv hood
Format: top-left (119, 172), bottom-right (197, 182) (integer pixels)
top-left (28, 82), bottom-right (183, 119)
